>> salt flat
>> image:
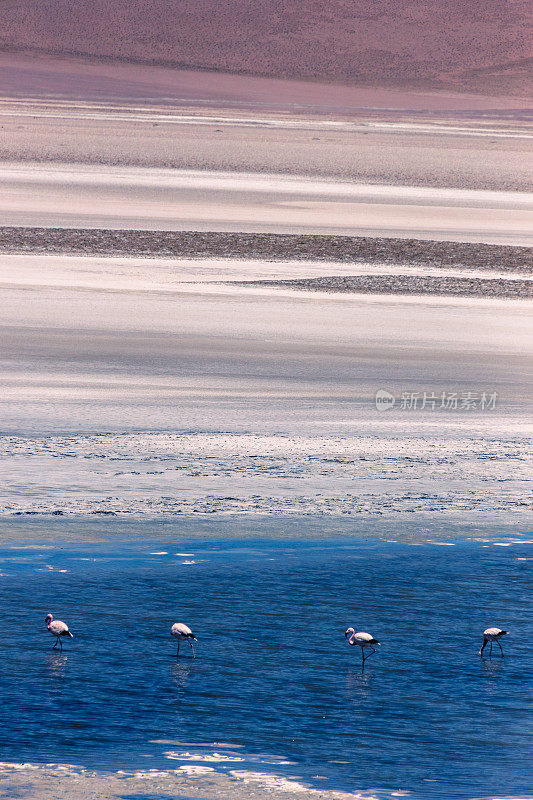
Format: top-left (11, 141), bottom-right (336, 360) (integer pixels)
top-left (2, 252), bottom-right (530, 286)
top-left (1, 251), bottom-right (531, 520)
top-left (1, 96), bottom-right (531, 193)
top-left (1, 163), bottom-right (532, 244)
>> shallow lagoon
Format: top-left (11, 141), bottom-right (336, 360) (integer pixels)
top-left (1, 522), bottom-right (531, 799)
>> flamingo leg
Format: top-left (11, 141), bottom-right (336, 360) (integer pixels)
top-left (489, 642), bottom-right (493, 656)
top-left (53, 638), bottom-right (58, 649)
top-left (497, 641), bottom-right (504, 656)
top-left (176, 640), bottom-right (180, 658)
top-left (59, 638), bottom-right (63, 651)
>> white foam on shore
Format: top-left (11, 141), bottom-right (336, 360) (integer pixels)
top-left (175, 765), bottom-right (216, 775)
top-left (0, 759), bottom-right (382, 798)
top-left (164, 750), bottom-right (245, 763)
top-left (133, 769), bottom-right (175, 779)
top-left (228, 770), bottom-right (311, 792)
top-left (7, 757), bottom-right (524, 800)
top-left (0, 761), bottom-right (83, 775)
top-left (164, 748), bottom-right (295, 766)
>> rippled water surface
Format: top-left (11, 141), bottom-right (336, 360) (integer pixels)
top-left (1, 528), bottom-right (531, 799)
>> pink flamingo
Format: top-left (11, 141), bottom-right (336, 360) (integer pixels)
top-left (479, 627), bottom-right (508, 657)
top-left (45, 613), bottom-right (73, 651)
top-left (345, 627), bottom-right (380, 663)
top-left (171, 622), bottom-right (197, 658)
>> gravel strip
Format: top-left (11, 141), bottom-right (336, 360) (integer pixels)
top-left (229, 274), bottom-right (533, 298)
top-left (0, 228), bottom-right (531, 273)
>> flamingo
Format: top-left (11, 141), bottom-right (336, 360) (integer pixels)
top-left (345, 628), bottom-right (380, 663)
top-left (45, 613), bottom-right (73, 651)
top-left (171, 622), bottom-right (197, 658)
top-left (479, 627), bottom-right (508, 657)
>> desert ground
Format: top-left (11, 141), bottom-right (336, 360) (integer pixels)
top-left (1, 0), bottom-right (532, 94)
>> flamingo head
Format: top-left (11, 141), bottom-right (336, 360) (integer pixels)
top-left (45, 613), bottom-right (53, 625)
top-left (344, 627), bottom-right (355, 638)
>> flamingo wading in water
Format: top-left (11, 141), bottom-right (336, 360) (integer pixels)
top-left (45, 613), bottom-right (73, 650)
top-left (345, 628), bottom-right (380, 663)
top-left (171, 622), bottom-right (197, 658)
top-left (479, 627), bottom-right (508, 657)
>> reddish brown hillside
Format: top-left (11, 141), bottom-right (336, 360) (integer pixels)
top-left (0, 0), bottom-right (531, 94)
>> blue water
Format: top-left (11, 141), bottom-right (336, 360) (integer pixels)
top-left (1, 529), bottom-right (531, 799)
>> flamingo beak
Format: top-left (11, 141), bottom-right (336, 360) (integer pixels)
top-left (344, 630), bottom-right (349, 637)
